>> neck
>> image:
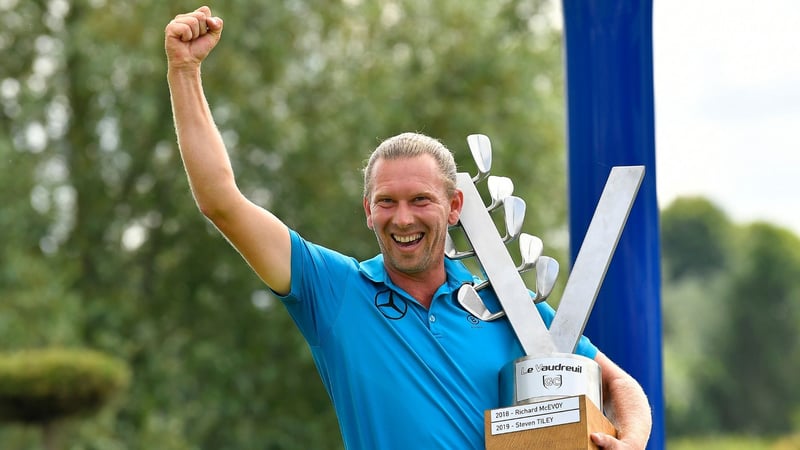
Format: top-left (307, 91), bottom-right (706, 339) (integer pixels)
top-left (387, 267), bottom-right (446, 310)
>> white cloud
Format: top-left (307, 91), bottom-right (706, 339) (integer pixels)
top-left (654, 0), bottom-right (800, 234)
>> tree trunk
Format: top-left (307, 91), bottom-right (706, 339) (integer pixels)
top-left (42, 421), bottom-right (60, 450)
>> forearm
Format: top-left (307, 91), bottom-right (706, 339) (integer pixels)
top-left (167, 67), bottom-right (239, 218)
top-left (604, 375), bottom-right (652, 448)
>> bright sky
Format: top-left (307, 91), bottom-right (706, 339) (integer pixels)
top-left (654, 1), bottom-right (800, 235)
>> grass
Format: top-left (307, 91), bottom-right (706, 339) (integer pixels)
top-left (668, 435), bottom-right (787, 450)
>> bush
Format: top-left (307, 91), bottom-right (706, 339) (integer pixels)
top-left (667, 435), bottom-right (773, 450)
top-left (773, 433), bottom-right (800, 450)
top-left (0, 348), bottom-right (131, 424)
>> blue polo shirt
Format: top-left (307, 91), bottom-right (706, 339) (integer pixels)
top-left (280, 230), bottom-right (597, 449)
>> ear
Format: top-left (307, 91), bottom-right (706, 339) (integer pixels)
top-left (448, 190), bottom-right (463, 226)
top-left (363, 196), bottom-right (374, 229)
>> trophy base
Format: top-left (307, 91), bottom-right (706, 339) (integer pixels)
top-left (499, 353), bottom-right (603, 409)
top-left (484, 394), bottom-right (616, 449)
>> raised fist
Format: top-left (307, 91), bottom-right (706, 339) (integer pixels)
top-left (165, 6), bottom-right (223, 70)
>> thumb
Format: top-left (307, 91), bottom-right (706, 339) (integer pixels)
top-left (207, 16), bottom-right (223, 33)
top-left (591, 432), bottom-right (613, 448)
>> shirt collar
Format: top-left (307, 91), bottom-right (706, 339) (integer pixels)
top-left (359, 255), bottom-right (476, 292)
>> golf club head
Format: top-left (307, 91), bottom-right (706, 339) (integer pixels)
top-left (467, 134), bottom-right (492, 183)
top-left (457, 284), bottom-right (505, 321)
top-left (445, 233), bottom-right (457, 257)
top-left (516, 233), bottom-right (543, 273)
top-left (445, 232), bottom-right (475, 260)
top-left (487, 176), bottom-right (514, 211)
top-left (534, 256), bottom-right (559, 303)
top-left (502, 196), bottom-right (526, 243)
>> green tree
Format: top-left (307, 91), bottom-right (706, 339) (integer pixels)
top-left (0, 348), bottom-right (130, 450)
top-left (661, 274), bottom-right (729, 435)
top-left (2, 0), bottom-right (568, 448)
top-left (661, 197), bottom-right (800, 437)
top-left (707, 223), bottom-right (800, 434)
top-left (660, 196), bottom-right (735, 436)
top-left (661, 197), bottom-right (732, 281)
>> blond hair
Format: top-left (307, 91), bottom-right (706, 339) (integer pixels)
top-left (363, 132), bottom-right (457, 198)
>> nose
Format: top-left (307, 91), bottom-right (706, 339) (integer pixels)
top-left (393, 202), bottom-right (415, 228)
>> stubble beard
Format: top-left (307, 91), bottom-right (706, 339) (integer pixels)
top-left (374, 229), bottom-right (442, 276)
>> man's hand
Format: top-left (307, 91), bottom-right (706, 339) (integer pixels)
top-left (165, 6), bottom-right (223, 71)
top-left (591, 432), bottom-right (642, 449)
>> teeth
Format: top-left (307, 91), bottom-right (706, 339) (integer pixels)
top-left (394, 233), bottom-right (422, 243)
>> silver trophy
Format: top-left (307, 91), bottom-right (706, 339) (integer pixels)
top-left (449, 134), bottom-right (644, 443)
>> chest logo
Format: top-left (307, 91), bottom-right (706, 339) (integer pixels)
top-left (374, 290), bottom-right (407, 320)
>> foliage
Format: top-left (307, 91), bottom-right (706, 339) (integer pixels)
top-left (660, 197), bottom-right (731, 281)
top-left (661, 198), bottom-right (800, 438)
top-left (707, 223), bottom-right (800, 434)
top-left (773, 432), bottom-right (800, 450)
top-left (0, 348), bottom-right (130, 424)
top-left (668, 433), bottom-right (800, 450)
top-left (4, 0), bottom-right (798, 445)
top-left (667, 435), bottom-right (773, 450)
top-left (661, 275), bottom-right (728, 433)
top-left (1, 0), bottom-right (568, 447)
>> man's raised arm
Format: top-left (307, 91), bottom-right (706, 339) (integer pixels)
top-left (165, 6), bottom-right (291, 294)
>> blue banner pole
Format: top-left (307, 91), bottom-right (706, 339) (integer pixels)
top-left (561, 1), bottom-right (664, 448)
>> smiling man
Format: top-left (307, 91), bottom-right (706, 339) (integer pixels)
top-left (165, 6), bottom-right (652, 449)
top-left (363, 135), bottom-right (463, 308)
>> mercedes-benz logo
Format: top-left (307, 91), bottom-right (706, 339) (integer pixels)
top-left (374, 290), bottom-right (407, 320)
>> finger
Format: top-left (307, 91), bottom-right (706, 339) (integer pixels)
top-left (186, 11), bottom-right (208, 37)
top-left (590, 432), bottom-right (614, 448)
top-left (195, 5), bottom-right (223, 35)
top-left (171, 11), bottom-right (206, 38)
top-left (205, 16), bottom-right (223, 34)
top-left (165, 20), bottom-right (194, 42)
top-left (165, 10), bottom-right (222, 45)
top-left (193, 15), bottom-right (224, 38)
top-left (193, 6), bottom-right (215, 36)
top-left (195, 5), bottom-right (212, 17)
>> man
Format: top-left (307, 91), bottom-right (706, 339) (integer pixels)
top-left (165, 6), bottom-right (652, 449)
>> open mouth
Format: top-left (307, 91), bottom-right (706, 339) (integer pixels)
top-left (392, 233), bottom-right (423, 247)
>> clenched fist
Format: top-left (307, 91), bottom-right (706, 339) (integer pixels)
top-left (165, 6), bottom-right (223, 71)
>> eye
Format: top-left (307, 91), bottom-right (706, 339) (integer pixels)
top-left (413, 196), bottom-right (432, 205)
